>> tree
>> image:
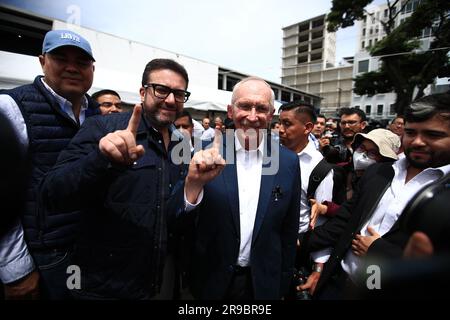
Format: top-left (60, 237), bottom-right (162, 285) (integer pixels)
top-left (327, 0), bottom-right (450, 115)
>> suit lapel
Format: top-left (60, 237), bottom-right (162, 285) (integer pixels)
top-left (219, 135), bottom-right (240, 236)
top-left (222, 163), bottom-right (240, 237)
top-left (252, 137), bottom-right (277, 245)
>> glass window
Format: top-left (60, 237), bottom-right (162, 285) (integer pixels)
top-left (366, 105), bottom-right (372, 114)
top-left (390, 104), bottom-right (396, 115)
top-left (377, 104), bottom-right (383, 115)
top-left (358, 60), bottom-right (369, 73)
top-left (281, 91), bottom-right (291, 103)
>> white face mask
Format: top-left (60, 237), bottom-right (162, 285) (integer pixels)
top-left (353, 151), bottom-right (377, 170)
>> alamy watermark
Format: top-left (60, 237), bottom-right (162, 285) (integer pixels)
top-left (366, 264), bottom-right (381, 290)
top-left (66, 265), bottom-right (81, 290)
top-left (170, 128), bottom-right (280, 175)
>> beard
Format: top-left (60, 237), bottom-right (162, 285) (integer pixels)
top-left (405, 147), bottom-right (450, 169)
top-left (144, 105), bottom-right (179, 129)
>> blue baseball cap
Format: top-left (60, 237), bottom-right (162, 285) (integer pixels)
top-left (42, 29), bottom-right (95, 61)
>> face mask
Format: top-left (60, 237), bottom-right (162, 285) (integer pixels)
top-left (353, 151), bottom-right (377, 170)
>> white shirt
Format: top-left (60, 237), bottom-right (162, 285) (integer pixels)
top-left (184, 133), bottom-right (265, 267)
top-left (298, 141), bottom-right (334, 263)
top-left (341, 157), bottom-right (450, 281)
top-left (0, 80), bottom-right (89, 283)
top-left (201, 127), bottom-right (215, 141)
top-left (308, 133), bottom-right (320, 150)
top-left (41, 78), bottom-right (88, 124)
top-left (235, 134), bottom-right (264, 267)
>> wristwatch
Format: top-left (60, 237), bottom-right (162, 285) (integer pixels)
top-left (313, 263), bottom-right (322, 273)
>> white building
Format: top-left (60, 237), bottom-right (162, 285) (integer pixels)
top-left (0, 5), bottom-right (320, 121)
top-left (351, 0), bottom-right (448, 120)
top-left (281, 14), bottom-right (353, 117)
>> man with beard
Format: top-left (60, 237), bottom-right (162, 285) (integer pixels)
top-left (39, 59), bottom-right (191, 299)
top-left (298, 93), bottom-right (450, 299)
top-left (324, 108), bottom-right (367, 164)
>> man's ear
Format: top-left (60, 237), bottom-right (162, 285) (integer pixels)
top-left (38, 55), bottom-right (45, 69)
top-left (227, 104), bottom-right (233, 119)
top-left (361, 121), bottom-right (367, 130)
top-left (305, 121), bottom-right (314, 135)
top-left (139, 87), bottom-right (146, 103)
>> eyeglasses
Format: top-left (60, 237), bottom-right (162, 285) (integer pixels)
top-left (144, 83), bottom-right (190, 103)
top-left (234, 102), bottom-right (271, 114)
top-left (355, 145), bottom-right (380, 160)
top-left (340, 120), bottom-right (360, 127)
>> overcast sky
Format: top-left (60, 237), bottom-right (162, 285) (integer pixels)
top-left (3, 0), bottom-right (366, 82)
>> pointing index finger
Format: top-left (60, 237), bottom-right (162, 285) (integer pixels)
top-left (212, 128), bottom-right (222, 151)
top-left (127, 104), bottom-right (142, 136)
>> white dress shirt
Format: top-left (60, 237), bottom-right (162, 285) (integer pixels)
top-left (342, 157), bottom-right (450, 281)
top-left (298, 141), bottom-right (334, 263)
top-left (0, 79), bottom-right (89, 283)
top-left (184, 133), bottom-right (265, 267)
top-left (235, 135), bottom-right (264, 267)
top-left (201, 127), bottom-right (215, 141)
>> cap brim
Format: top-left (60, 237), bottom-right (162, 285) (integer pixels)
top-left (45, 44), bottom-right (95, 61)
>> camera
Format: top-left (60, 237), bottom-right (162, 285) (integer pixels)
top-left (293, 267), bottom-right (312, 300)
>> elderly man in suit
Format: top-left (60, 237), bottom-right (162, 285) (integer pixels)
top-left (178, 77), bottom-right (301, 300)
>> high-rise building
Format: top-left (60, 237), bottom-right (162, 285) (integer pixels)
top-left (281, 14), bottom-right (353, 116)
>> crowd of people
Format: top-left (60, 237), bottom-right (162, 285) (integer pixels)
top-left (1, 29), bottom-right (449, 300)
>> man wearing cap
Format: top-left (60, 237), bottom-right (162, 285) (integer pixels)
top-left (351, 128), bottom-right (401, 182)
top-left (298, 93), bottom-right (450, 299)
top-left (0, 29), bottom-right (98, 299)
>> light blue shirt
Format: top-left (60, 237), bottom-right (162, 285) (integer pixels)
top-left (0, 79), bottom-right (88, 283)
top-left (308, 133), bottom-right (320, 150)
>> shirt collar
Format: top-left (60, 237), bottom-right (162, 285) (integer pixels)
top-left (41, 78), bottom-right (88, 114)
top-left (234, 132), bottom-right (265, 156)
top-left (297, 140), bottom-right (316, 158)
top-left (393, 156), bottom-right (450, 177)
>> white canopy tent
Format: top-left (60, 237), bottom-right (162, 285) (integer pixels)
top-left (185, 85), bottom-right (283, 114)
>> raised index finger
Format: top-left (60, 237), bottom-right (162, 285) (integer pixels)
top-left (212, 128), bottom-right (222, 151)
top-left (127, 104), bottom-right (142, 136)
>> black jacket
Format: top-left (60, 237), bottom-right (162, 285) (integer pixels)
top-left (40, 111), bottom-right (187, 299)
top-left (300, 162), bottom-right (411, 296)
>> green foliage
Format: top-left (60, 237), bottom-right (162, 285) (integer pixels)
top-left (328, 0), bottom-right (450, 115)
top-left (327, 0), bottom-right (371, 32)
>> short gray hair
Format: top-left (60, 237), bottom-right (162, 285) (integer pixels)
top-left (231, 77), bottom-right (275, 109)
